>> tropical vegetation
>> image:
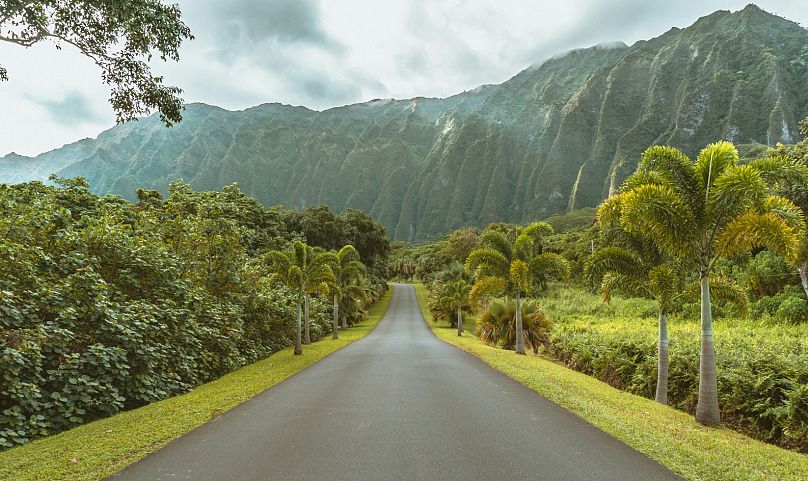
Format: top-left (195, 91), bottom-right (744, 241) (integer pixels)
top-left (0, 179), bottom-right (389, 448)
top-left (415, 130), bottom-right (808, 453)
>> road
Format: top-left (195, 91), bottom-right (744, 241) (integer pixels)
top-left (110, 284), bottom-right (683, 481)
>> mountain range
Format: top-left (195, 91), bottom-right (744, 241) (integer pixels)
top-left (2, 4), bottom-right (807, 241)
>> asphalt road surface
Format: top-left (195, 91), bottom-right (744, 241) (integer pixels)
top-left (110, 284), bottom-right (684, 481)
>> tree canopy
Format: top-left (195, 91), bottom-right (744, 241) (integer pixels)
top-left (0, 0), bottom-right (193, 125)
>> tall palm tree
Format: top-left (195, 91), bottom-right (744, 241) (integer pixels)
top-left (599, 141), bottom-right (804, 424)
top-left (265, 241), bottom-right (336, 354)
top-left (330, 244), bottom-right (367, 339)
top-left (585, 247), bottom-right (747, 404)
top-left (465, 222), bottom-right (569, 354)
top-left (437, 280), bottom-right (472, 336)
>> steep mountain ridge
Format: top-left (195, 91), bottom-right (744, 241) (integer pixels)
top-left (2, 4), bottom-right (807, 241)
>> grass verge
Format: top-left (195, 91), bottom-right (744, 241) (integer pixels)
top-left (0, 286), bottom-right (393, 481)
top-left (413, 283), bottom-right (808, 481)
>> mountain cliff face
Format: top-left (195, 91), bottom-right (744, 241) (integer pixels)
top-left (2, 5), bottom-right (807, 241)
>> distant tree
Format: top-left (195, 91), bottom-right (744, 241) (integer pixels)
top-left (599, 141), bottom-right (804, 425)
top-left (466, 222), bottom-right (569, 354)
top-left (265, 241), bottom-right (335, 354)
top-left (437, 280), bottom-right (471, 336)
top-left (442, 227), bottom-right (480, 263)
top-left (330, 245), bottom-right (367, 336)
top-left (0, 1), bottom-right (193, 125)
top-left (341, 208), bottom-right (391, 269)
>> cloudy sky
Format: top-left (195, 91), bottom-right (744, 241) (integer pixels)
top-left (0, 0), bottom-right (805, 156)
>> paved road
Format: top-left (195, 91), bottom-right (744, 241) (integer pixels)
top-left (110, 284), bottom-right (683, 481)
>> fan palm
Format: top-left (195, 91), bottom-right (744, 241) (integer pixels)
top-left (465, 222), bottom-right (569, 354)
top-left (599, 141), bottom-right (804, 424)
top-left (265, 241), bottom-right (336, 354)
top-left (476, 298), bottom-right (553, 354)
top-left (330, 245), bottom-right (368, 339)
top-left (437, 280), bottom-right (472, 336)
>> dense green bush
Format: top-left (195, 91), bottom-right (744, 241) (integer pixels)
top-left (545, 288), bottom-right (808, 452)
top-left (751, 285), bottom-right (808, 323)
top-left (0, 180), bottom-right (373, 448)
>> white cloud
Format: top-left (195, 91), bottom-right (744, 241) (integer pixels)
top-left (0, 0), bottom-right (805, 156)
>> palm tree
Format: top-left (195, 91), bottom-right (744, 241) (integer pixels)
top-left (437, 280), bottom-right (472, 336)
top-left (265, 241), bottom-right (336, 354)
top-left (330, 244), bottom-right (368, 339)
top-left (477, 298), bottom-right (553, 354)
top-left (465, 222), bottom-right (569, 354)
top-left (599, 141), bottom-right (804, 424)
top-left (585, 247), bottom-right (747, 404)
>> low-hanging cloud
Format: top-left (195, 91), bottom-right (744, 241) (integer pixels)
top-left (26, 91), bottom-right (104, 126)
top-left (2, 0), bottom-right (807, 156)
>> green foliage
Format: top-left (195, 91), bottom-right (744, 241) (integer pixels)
top-left (466, 222), bottom-right (569, 298)
top-left (428, 279), bottom-right (471, 327)
top-left (751, 285), bottom-right (808, 323)
top-left (733, 251), bottom-right (799, 298)
top-left (543, 287), bottom-right (808, 451)
top-left (541, 207), bottom-right (597, 233)
top-left (0, 1), bottom-right (193, 125)
top-left (0, 180), bottom-right (386, 449)
top-left (476, 298), bottom-right (553, 354)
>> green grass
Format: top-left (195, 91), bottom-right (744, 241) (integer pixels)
top-left (0, 286), bottom-right (393, 481)
top-left (413, 283), bottom-right (808, 481)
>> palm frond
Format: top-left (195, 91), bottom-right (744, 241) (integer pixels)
top-left (696, 141), bottom-right (739, 192)
top-left (479, 230), bottom-right (513, 260)
top-left (764, 195), bottom-right (805, 231)
top-left (747, 153), bottom-right (808, 187)
top-left (647, 264), bottom-right (679, 313)
top-left (466, 248), bottom-right (510, 279)
top-left (584, 246), bottom-right (646, 284)
top-left (596, 193), bottom-right (623, 225)
top-left (620, 170), bottom-right (666, 192)
top-left (639, 145), bottom-right (703, 216)
top-left (336, 244), bottom-right (361, 264)
top-left (600, 272), bottom-right (647, 302)
top-left (707, 164), bottom-right (767, 228)
top-left (469, 276), bottom-right (505, 309)
top-left (681, 276), bottom-right (748, 316)
top-left (715, 211), bottom-right (798, 261)
top-left (620, 184), bottom-right (698, 257)
top-left (521, 221), bottom-right (554, 240)
top-left (529, 252), bottom-right (570, 281)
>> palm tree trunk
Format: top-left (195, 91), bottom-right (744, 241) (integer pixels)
top-left (457, 305), bottom-right (463, 336)
top-left (514, 291), bottom-right (525, 355)
top-left (341, 311), bottom-right (348, 330)
top-left (695, 273), bottom-right (721, 426)
top-left (332, 294), bottom-right (339, 340)
top-left (799, 262), bottom-right (808, 298)
top-left (294, 300), bottom-right (303, 355)
top-left (303, 294), bottom-right (311, 344)
top-left (655, 311), bottom-right (669, 404)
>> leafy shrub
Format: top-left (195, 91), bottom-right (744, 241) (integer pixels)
top-left (0, 180), bottom-right (343, 448)
top-left (751, 285), bottom-right (808, 323)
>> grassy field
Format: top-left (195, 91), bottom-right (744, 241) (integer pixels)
top-left (0, 286), bottom-right (393, 481)
top-left (413, 283), bottom-right (808, 481)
